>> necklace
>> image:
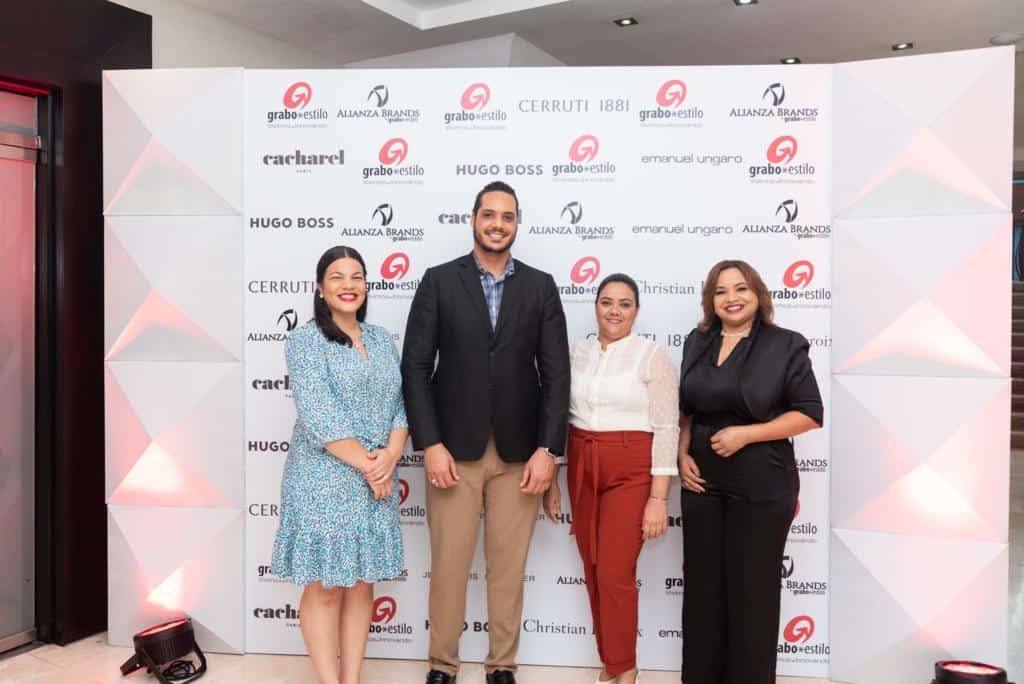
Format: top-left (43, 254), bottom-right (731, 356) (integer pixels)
top-left (720, 327), bottom-right (752, 338)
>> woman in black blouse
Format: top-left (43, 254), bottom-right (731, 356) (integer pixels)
top-left (677, 260), bottom-right (823, 684)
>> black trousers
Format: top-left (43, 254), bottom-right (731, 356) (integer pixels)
top-left (680, 487), bottom-right (796, 684)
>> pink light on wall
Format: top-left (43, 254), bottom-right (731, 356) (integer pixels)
top-left (147, 567), bottom-right (185, 611)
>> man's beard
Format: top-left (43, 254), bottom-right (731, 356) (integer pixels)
top-left (473, 226), bottom-right (516, 254)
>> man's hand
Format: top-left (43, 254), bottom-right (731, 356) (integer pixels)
top-left (424, 443), bottom-right (460, 489)
top-left (520, 448), bottom-right (555, 495)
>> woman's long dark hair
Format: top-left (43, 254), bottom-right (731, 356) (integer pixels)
top-left (314, 246), bottom-right (367, 346)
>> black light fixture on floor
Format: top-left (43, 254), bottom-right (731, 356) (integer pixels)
top-left (613, 16), bottom-right (638, 27)
top-left (933, 660), bottom-right (1012, 684)
top-left (120, 617), bottom-right (207, 683)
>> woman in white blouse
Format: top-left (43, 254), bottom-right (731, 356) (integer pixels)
top-left (544, 273), bottom-right (679, 684)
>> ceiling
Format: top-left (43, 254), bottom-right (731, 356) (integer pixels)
top-left (178, 0), bottom-right (1023, 162)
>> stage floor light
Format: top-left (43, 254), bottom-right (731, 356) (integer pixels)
top-left (120, 617), bottom-right (207, 683)
top-left (934, 660), bottom-right (1012, 684)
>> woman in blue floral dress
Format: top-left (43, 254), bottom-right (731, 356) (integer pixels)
top-left (271, 245), bottom-right (407, 684)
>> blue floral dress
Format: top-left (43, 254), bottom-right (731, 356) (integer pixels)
top-left (271, 321), bottom-right (406, 588)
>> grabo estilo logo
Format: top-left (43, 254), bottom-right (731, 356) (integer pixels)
top-left (571, 257), bottom-right (601, 285)
top-left (266, 82), bottom-right (328, 126)
top-left (369, 595), bottom-right (413, 637)
top-left (363, 137), bottom-right (425, 181)
top-left (639, 79), bottom-right (703, 124)
top-left (461, 82), bottom-right (491, 110)
top-left (380, 252), bottom-right (410, 281)
top-left (783, 260), bottom-right (814, 289)
top-left (372, 596), bottom-right (397, 624)
top-left (552, 135), bottom-right (615, 179)
top-left (444, 82), bottom-right (508, 126)
top-left (284, 82), bottom-right (312, 110)
top-left (749, 135), bottom-right (816, 180)
top-left (783, 615), bottom-right (814, 644)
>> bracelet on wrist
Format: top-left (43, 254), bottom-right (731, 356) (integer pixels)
top-left (648, 495), bottom-right (668, 503)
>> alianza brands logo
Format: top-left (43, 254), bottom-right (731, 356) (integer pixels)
top-left (797, 456), bottom-right (829, 473)
top-left (339, 203), bottom-right (425, 243)
top-left (749, 135), bottom-right (816, 181)
top-left (247, 308), bottom-right (299, 343)
top-left (553, 135), bottom-right (616, 181)
top-left (363, 138), bottom-right (425, 183)
top-left (266, 82), bottom-right (329, 127)
top-left (444, 82), bottom-right (509, 128)
top-left (638, 79), bottom-right (704, 126)
top-left (731, 82), bottom-right (820, 123)
top-left (337, 84), bottom-right (420, 124)
top-left (528, 201), bottom-right (615, 241)
top-left (249, 216), bottom-right (334, 230)
top-left (741, 200), bottom-right (831, 240)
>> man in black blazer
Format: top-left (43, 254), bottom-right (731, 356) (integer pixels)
top-left (402, 181), bottom-right (570, 684)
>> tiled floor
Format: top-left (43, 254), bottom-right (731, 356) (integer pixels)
top-left (3, 452), bottom-right (1021, 683)
top-left (0, 633), bottom-right (837, 684)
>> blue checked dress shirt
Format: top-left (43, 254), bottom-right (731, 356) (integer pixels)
top-left (473, 253), bottom-right (516, 330)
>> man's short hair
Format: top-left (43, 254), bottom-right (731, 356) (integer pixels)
top-left (472, 180), bottom-right (519, 217)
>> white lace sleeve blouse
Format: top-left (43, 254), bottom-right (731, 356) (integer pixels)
top-left (569, 335), bottom-right (680, 475)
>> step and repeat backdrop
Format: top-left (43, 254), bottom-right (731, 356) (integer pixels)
top-left (243, 66), bottom-right (832, 676)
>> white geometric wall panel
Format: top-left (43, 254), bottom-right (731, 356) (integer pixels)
top-left (830, 47), bottom-right (1013, 684)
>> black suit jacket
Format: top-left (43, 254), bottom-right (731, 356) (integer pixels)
top-left (679, 315), bottom-right (824, 426)
top-left (401, 254), bottom-right (571, 462)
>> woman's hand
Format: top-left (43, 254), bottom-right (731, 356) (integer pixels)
top-left (363, 448), bottom-right (399, 485)
top-left (710, 426), bottom-right (750, 458)
top-left (370, 479), bottom-right (393, 501)
top-left (679, 453), bottom-right (706, 493)
top-left (642, 498), bottom-right (668, 540)
top-left (543, 482), bottom-right (562, 523)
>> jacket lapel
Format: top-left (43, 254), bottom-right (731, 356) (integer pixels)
top-left (457, 255), bottom-right (493, 338)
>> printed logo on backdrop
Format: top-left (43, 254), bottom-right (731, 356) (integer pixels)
top-left (261, 146), bottom-right (344, 173)
top-left (778, 615), bottom-right (829, 662)
top-left (561, 257), bottom-right (696, 303)
top-left (741, 199), bottom-right (831, 240)
top-left (252, 603), bottom-right (299, 627)
top-left (371, 252), bottom-right (420, 299)
top-left (552, 135), bottom-right (616, 182)
top-left (398, 478), bottom-right (425, 526)
top-left (255, 564), bottom-right (289, 585)
top-left (730, 82), bottom-right (820, 123)
top-left (518, 95), bottom-right (630, 115)
top-left (247, 308), bottom-right (299, 344)
top-left (664, 564), bottom-right (684, 596)
top-left (338, 203), bottom-right (425, 243)
top-left (337, 84), bottom-right (420, 124)
top-left (787, 498), bottom-right (821, 542)
top-left (771, 260), bottom-right (830, 308)
top-left (266, 81), bottom-right (328, 128)
top-left (638, 79), bottom-right (704, 127)
top-left (249, 439), bottom-right (290, 454)
top-left (749, 135), bottom-right (816, 183)
top-left (780, 554), bottom-right (828, 597)
top-left (444, 82), bottom-right (509, 129)
top-left (363, 138), bottom-right (425, 184)
top-left (249, 216), bottom-right (335, 231)
top-left (527, 201), bottom-right (615, 241)
top-left (248, 279), bottom-right (317, 295)
top-left (369, 596), bottom-right (414, 643)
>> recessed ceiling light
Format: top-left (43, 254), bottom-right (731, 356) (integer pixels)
top-left (892, 42), bottom-right (914, 51)
top-left (613, 16), bottom-right (638, 27)
top-left (734, 0), bottom-right (758, 5)
top-left (780, 57), bottom-right (801, 64)
top-left (990, 32), bottom-right (1023, 46)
